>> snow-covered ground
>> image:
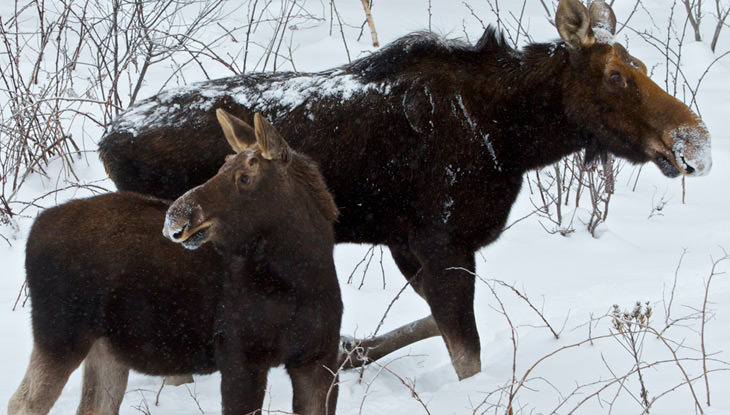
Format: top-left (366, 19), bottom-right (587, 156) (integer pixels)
top-left (2, 1), bottom-right (729, 414)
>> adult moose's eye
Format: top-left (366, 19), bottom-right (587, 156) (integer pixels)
top-left (239, 174), bottom-right (250, 185)
top-left (608, 72), bottom-right (624, 86)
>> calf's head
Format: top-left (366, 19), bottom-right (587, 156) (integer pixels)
top-left (163, 110), bottom-right (333, 253)
top-left (556, 0), bottom-right (711, 177)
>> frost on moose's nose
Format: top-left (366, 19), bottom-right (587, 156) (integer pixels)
top-left (162, 199), bottom-right (199, 242)
top-left (670, 122), bottom-right (712, 176)
top-left (162, 212), bottom-right (184, 242)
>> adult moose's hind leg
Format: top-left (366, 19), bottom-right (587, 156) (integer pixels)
top-left (288, 356), bottom-right (339, 415)
top-left (8, 344), bottom-right (84, 415)
top-left (407, 233), bottom-right (481, 380)
top-left (338, 315), bottom-right (441, 368)
top-left (389, 244), bottom-right (426, 296)
top-left (336, 245), bottom-right (442, 368)
top-left (77, 338), bottom-right (129, 415)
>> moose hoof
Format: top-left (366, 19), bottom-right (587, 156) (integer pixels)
top-left (339, 335), bottom-right (355, 353)
top-left (452, 353), bottom-right (482, 381)
top-left (337, 335), bottom-right (371, 369)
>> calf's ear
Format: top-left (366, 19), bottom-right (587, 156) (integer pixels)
top-left (556, 0), bottom-right (595, 49)
top-left (216, 108), bottom-right (256, 153)
top-left (253, 113), bottom-right (292, 163)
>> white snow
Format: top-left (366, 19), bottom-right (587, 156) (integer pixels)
top-left (233, 72), bottom-right (372, 112)
top-left (592, 27), bottom-right (615, 44)
top-left (442, 197), bottom-right (454, 224)
top-left (2, 1), bottom-right (730, 415)
top-left (454, 93), bottom-right (502, 170)
top-left (483, 133), bottom-right (501, 171)
top-left (114, 70), bottom-right (389, 135)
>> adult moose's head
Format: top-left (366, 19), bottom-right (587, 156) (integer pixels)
top-left (556, 0), bottom-right (710, 177)
top-left (163, 110), bottom-right (338, 254)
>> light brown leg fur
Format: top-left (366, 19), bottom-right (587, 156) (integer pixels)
top-left (164, 374), bottom-right (194, 386)
top-left (77, 338), bottom-right (129, 415)
top-left (8, 344), bottom-right (83, 415)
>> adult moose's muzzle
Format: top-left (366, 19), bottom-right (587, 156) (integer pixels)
top-left (665, 122), bottom-right (712, 177)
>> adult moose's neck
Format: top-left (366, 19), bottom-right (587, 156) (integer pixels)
top-left (463, 33), bottom-right (589, 174)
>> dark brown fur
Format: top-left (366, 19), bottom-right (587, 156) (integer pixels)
top-left (9, 116), bottom-right (342, 414)
top-left (97, 0), bottom-right (711, 379)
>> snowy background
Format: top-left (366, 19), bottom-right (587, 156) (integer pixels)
top-left (1, 0), bottom-right (729, 414)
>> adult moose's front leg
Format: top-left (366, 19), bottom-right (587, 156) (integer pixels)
top-left (407, 232), bottom-right (481, 380)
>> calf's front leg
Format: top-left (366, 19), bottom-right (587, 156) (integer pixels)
top-left (288, 355), bottom-right (339, 415)
top-left (219, 362), bottom-right (268, 415)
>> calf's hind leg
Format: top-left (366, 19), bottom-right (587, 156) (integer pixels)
top-left (8, 343), bottom-right (85, 415)
top-left (77, 338), bottom-right (129, 415)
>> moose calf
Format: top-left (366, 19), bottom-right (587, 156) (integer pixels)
top-left (9, 112), bottom-right (342, 415)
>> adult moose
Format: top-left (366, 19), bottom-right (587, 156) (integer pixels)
top-left (98, 0), bottom-right (712, 380)
top-left (9, 113), bottom-right (342, 415)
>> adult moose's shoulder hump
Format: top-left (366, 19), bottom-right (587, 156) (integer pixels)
top-left (98, 0), bottom-right (711, 380)
top-left (10, 113), bottom-right (342, 415)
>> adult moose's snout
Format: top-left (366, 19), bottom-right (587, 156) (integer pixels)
top-left (645, 87), bottom-right (713, 178)
top-left (666, 120), bottom-right (712, 177)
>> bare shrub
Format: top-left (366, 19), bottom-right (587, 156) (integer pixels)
top-left (0, 0), bottom-right (231, 238)
top-left (466, 251), bottom-right (729, 414)
top-left (682, 0), bottom-right (730, 52)
top-left (498, 0), bottom-right (729, 235)
top-left (0, 0), bottom-right (347, 242)
top-left (611, 302), bottom-right (653, 410)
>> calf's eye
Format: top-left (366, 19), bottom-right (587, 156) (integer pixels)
top-left (239, 174), bottom-right (250, 185)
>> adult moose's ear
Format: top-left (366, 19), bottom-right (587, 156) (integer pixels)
top-left (556, 0), bottom-right (595, 49)
top-left (588, 0), bottom-right (616, 43)
top-left (253, 113), bottom-right (292, 163)
top-left (216, 108), bottom-right (256, 154)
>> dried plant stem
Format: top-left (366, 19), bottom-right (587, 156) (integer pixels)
top-left (360, 0), bottom-right (378, 47)
top-left (701, 250), bottom-right (729, 406)
top-left (329, 0), bottom-right (351, 63)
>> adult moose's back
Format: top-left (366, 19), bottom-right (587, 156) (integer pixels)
top-left (99, 0), bottom-right (712, 379)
